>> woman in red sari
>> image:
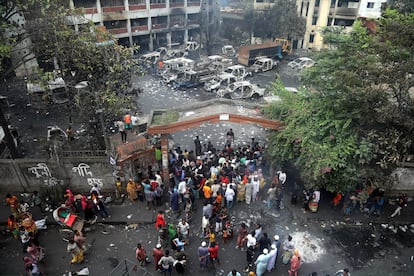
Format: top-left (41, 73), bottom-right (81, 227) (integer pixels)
top-left (288, 249), bottom-right (301, 276)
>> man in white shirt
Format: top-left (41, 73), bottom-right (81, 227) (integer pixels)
top-left (177, 218), bottom-right (190, 242)
top-left (177, 180), bottom-right (187, 207)
top-left (225, 185), bottom-right (235, 209)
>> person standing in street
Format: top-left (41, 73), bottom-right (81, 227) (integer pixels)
top-left (255, 248), bottom-right (271, 276)
top-left (136, 243), bottom-right (148, 267)
top-left (198, 241), bottom-right (209, 270)
top-left (155, 210), bottom-right (167, 230)
top-left (288, 249), bottom-right (301, 276)
top-left (126, 179), bottom-right (137, 202)
top-left (158, 249), bottom-right (175, 276)
top-left (225, 128), bottom-right (235, 147)
top-left (225, 184), bottom-right (235, 209)
top-left (153, 243), bottom-right (164, 272)
top-left (6, 194), bottom-right (20, 218)
top-left (194, 136), bottom-right (202, 157)
top-left (117, 120), bottom-right (127, 143)
top-left (208, 242), bottom-right (220, 267)
top-left (266, 243), bottom-right (277, 272)
top-left (236, 222), bottom-right (249, 249)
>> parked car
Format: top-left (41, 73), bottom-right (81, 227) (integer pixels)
top-left (204, 73), bottom-right (238, 92)
top-left (250, 57), bottom-right (278, 73)
top-left (217, 81), bottom-right (265, 99)
top-left (223, 65), bottom-right (251, 79)
top-left (288, 57), bottom-right (315, 70)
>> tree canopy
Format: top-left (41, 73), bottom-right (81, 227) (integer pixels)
top-left (245, 1), bottom-right (306, 42)
top-left (263, 9), bottom-right (414, 192)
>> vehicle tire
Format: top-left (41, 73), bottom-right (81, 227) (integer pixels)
top-left (251, 93), bottom-right (260, 100)
top-left (59, 229), bottom-right (74, 242)
top-left (223, 94), bottom-right (231, 99)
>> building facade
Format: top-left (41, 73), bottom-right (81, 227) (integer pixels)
top-left (68, 0), bottom-right (219, 52)
top-left (296, 0), bottom-right (387, 50)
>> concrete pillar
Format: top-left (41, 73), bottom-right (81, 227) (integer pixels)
top-left (160, 133), bottom-right (170, 186)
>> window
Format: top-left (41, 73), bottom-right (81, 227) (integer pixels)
top-left (312, 16), bottom-right (317, 25)
top-left (315, 0), bottom-right (320, 7)
top-left (309, 34), bottom-right (315, 43)
top-left (367, 2), bottom-right (374, 8)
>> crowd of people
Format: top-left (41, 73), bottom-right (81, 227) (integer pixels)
top-left (118, 130), bottom-right (310, 275)
top-left (6, 193), bottom-right (45, 275)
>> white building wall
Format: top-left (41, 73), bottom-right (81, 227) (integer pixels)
top-left (358, 0), bottom-right (387, 18)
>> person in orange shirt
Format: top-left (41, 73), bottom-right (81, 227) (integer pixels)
top-left (203, 183), bottom-right (213, 203)
top-left (155, 210), bottom-right (166, 230)
top-left (6, 194), bottom-right (20, 218)
top-left (124, 114), bottom-right (132, 131)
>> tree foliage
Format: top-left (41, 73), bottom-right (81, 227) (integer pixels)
top-left (245, 1), bottom-right (306, 41)
top-left (264, 9), bottom-right (414, 192)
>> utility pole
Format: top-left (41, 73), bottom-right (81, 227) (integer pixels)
top-left (0, 104), bottom-right (18, 159)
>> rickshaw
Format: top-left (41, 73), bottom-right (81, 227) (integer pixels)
top-left (53, 206), bottom-right (84, 241)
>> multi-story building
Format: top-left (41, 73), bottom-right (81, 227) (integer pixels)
top-left (296, 0), bottom-right (387, 50)
top-left (69, 0), bottom-right (219, 52)
top-left (222, 0), bottom-right (387, 50)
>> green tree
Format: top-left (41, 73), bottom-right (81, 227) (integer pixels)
top-left (245, 1), bottom-right (306, 41)
top-left (264, 9), bottom-right (414, 192)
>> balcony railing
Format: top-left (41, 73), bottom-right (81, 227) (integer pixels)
top-left (129, 4), bottom-right (146, 10)
top-left (187, 0), bottom-right (200, 6)
top-left (152, 23), bottom-right (167, 29)
top-left (84, 7), bottom-right (98, 14)
top-left (330, 7), bottom-right (358, 17)
top-left (150, 3), bottom-right (166, 8)
top-left (108, 27), bottom-right (128, 34)
top-left (170, 2), bottom-right (185, 7)
top-left (131, 25), bottom-right (149, 32)
top-left (102, 6), bottom-right (125, 12)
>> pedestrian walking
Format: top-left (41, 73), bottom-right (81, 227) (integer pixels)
top-left (255, 248), bottom-right (271, 276)
top-left (170, 188), bottom-right (180, 213)
top-left (198, 241), bottom-right (209, 270)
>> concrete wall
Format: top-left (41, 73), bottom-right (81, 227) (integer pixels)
top-left (0, 157), bottom-right (114, 194)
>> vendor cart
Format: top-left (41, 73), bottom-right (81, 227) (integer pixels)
top-left (53, 206), bottom-right (84, 241)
